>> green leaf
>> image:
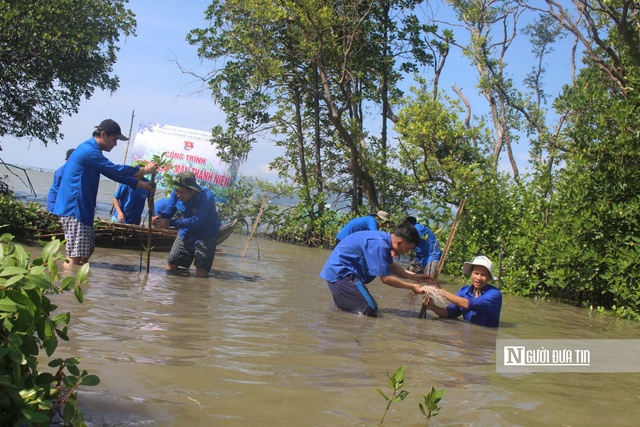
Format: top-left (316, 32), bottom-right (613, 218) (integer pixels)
top-left (60, 276), bottom-right (75, 291)
top-left (394, 390), bottom-right (409, 402)
top-left (63, 397), bottom-right (77, 423)
top-left (67, 364), bottom-right (81, 376)
top-left (0, 298), bottom-right (19, 312)
top-left (48, 358), bottom-right (64, 368)
top-left (36, 372), bottom-right (55, 386)
top-left (76, 262), bottom-right (90, 283)
top-left (74, 285), bottom-right (84, 303)
top-left (80, 375), bottom-right (100, 386)
top-left (56, 327), bottom-right (69, 341)
top-left (22, 274), bottom-right (52, 290)
top-left (2, 273), bottom-right (24, 288)
top-left (63, 376), bottom-right (78, 388)
top-left (20, 407), bottom-right (51, 423)
top-left (42, 239), bottom-right (61, 263)
top-left (5, 290), bottom-right (31, 306)
top-left (0, 266), bottom-right (29, 277)
top-left (44, 336), bottom-right (58, 356)
top-left (53, 312), bottom-right (71, 325)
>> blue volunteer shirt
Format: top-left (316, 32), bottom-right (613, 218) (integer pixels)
top-left (46, 164), bottom-right (66, 212)
top-left (111, 181), bottom-right (150, 225)
top-left (153, 196), bottom-right (169, 215)
top-left (335, 215), bottom-right (379, 241)
top-left (156, 188), bottom-right (221, 241)
top-left (320, 231), bottom-right (393, 284)
top-left (446, 284), bottom-right (502, 327)
top-left (53, 138), bottom-right (140, 226)
top-left (414, 223), bottom-right (442, 267)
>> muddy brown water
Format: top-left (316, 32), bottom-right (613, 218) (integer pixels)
top-left (4, 169), bottom-right (640, 426)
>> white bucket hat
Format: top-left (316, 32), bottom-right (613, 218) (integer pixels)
top-left (376, 210), bottom-right (390, 223)
top-left (463, 255), bottom-right (497, 281)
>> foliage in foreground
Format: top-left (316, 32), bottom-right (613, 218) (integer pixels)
top-left (0, 235), bottom-right (98, 426)
top-left (376, 365), bottom-right (444, 425)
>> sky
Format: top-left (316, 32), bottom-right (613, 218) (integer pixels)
top-left (0, 0), bottom-right (280, 180)
top-left (0, 1), bottom-right (576, 183)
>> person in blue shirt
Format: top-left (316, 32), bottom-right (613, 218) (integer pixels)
top-left (425, 255), bottom-right (502, 327)
top-left (152, 171), bottom-right (221, 278)
top-left (46, 148), bottom-right (74, 212)
top-left (111, 178), bottom-right (151, 225)
top-left (153, 196), bottom-right (169, 216)
top-left (403, 216), bottom-right (442, 278)
top-left (53, 119), bottom-right (157, 265)
top-left (335, 210), bottom-right (390, 246)
top-left (320, 221), bottom-right (435, 317)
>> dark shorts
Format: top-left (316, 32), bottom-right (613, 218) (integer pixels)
top-left (59, 216), bottom-right (95, 258)
top-left (167, 235), bottom-right (217, 272)
top-left (327, 275), bottom-right (378, 317)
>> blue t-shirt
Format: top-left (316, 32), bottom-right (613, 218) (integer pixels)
top-left (335, 215), bottom-right (379, 241)
top-left (111, 181), bottom-right (150, 225)
top-left (320, 231), bottom-right (393, 284)
top-left (414, 223), bottom-right (441, 267)
top-left (156, 188), bottom-right (221, 241)
top-left (53, 138), bottom-right (140, 226)
top-left (46, 164), bottom-right (65, 212)
top-left (446, 284), bottom-right (502, 327)
top-left (153, 196), bottom-right (169, 215)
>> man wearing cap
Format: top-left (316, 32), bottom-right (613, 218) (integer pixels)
top-left (53, 119), bottom-right (157, 265)
top-left (425, 255), bottom-right (502, 327)
top-left (151, 171), bottom-right (221, 278)
top-left (46, 148), bottom-right (75, 212)
top-left (334, 210), bottom-right (390, 246)
top-left (320, 221), bottom-right (435, 317)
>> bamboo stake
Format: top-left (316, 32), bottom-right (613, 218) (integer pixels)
top-left (110, 110), bottom-right (135, 217)
top-left (123, 110), bottom-right (135, 163)
top-left (146, 172), bottom-right (156, 273)
top-left (437, 198), bottom-right (466, 275)
top-left (242, 198), bottom-right (267, 258)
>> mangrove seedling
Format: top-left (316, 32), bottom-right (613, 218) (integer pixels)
top-left (376, 365), bottom-right (409, 424)
top-left (419, 386), bottom-right (444, 426)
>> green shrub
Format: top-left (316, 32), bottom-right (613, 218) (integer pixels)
top-left (0, 234), bottom-right (98, 426)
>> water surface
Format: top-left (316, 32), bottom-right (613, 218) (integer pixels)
top-left (5, 169), bottom-right (640, 426)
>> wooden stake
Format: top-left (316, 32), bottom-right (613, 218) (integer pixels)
top-left (437, 198), bottom-right (466, 275)
top-left (110, 110), bottom-right (135, 217)
top-left (242, 198), bottom-right (267, 258)
top-left (145, 172), bottom-right (156, 273)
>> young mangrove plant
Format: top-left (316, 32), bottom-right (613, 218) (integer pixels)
top-left (420, 386), bottom-right (444, 426)
top-left (376, 365), bottom-right (409, 424)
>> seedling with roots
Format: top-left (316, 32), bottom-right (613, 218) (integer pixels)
top-left (376, 365), bottom-right (409, 424)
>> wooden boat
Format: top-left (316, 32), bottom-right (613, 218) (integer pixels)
top-left (24, 218), bottom-right (238, 252)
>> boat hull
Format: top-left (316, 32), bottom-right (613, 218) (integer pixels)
top-left (25, 218), bottom-right (238, 252)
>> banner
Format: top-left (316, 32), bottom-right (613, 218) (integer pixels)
top-left (128, 122), bottom-right (240, 202)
